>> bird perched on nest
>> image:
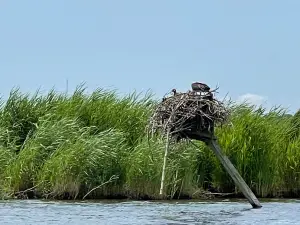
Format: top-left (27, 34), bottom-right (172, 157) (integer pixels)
top-left (171, 88), bottom-right (177, 95)
top-left (162, 89), bottom-right (177, 102)
top-left (191, 82), bottom-right (213, 100)
top-left (191, 82), bottom-right (210, 92)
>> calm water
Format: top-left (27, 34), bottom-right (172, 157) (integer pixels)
top-left (0, 199), bottom-right (299, 224)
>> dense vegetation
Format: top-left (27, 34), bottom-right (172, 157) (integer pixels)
top-left (0, 86), bottom-right (299, 200)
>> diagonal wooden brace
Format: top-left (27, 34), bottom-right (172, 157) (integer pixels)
top-left (205, 139), bottom-right (262, 208)
top-left (183, 130), bottom-right (262, 208)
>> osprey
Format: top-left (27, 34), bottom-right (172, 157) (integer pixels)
top-left (171, 88), bottom-right (177, 95)
top-left (191, 82), bottom-right (210, 92)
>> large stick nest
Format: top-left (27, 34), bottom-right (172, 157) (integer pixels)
top-left (148, 85), bottom-right (230, 139)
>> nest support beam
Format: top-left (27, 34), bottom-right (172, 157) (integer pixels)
top-left (185, 130), bottom-right (262, 209)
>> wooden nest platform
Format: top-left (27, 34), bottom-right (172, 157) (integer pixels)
top-left (150, 82), bottom-right (262, 209)
top-left (148, 82), bottom-right (230, 142)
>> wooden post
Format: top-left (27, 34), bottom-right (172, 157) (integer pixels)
top-left (160, 130), bottom-right (170, 196)
top-left (206, 139), bottom-right (262, 208)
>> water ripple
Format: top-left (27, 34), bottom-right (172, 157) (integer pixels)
top-left (0, 199), bottom-right (299, 225)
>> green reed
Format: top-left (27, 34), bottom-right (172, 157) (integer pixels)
top-left (0, 86), bottom-right (299, 199)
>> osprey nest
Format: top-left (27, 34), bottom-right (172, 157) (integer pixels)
top-left (148, 82), bottom-right (230, 141)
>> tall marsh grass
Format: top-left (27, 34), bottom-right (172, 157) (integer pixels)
top-left (0, 86), bottom-right (299, 199)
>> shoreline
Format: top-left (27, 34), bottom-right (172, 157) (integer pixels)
top-left (3, 189), bottom-right (299, 201)
top-left (1, 196), bottom-right (299, 203)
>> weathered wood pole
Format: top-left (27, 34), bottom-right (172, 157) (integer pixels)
top-left (206, 139), bottom-right (262, 208)
top-left (160, 130), bottom-right (170, 196)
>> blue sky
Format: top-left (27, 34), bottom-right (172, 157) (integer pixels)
top-left (0, 1), bottom-right (299, 113)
